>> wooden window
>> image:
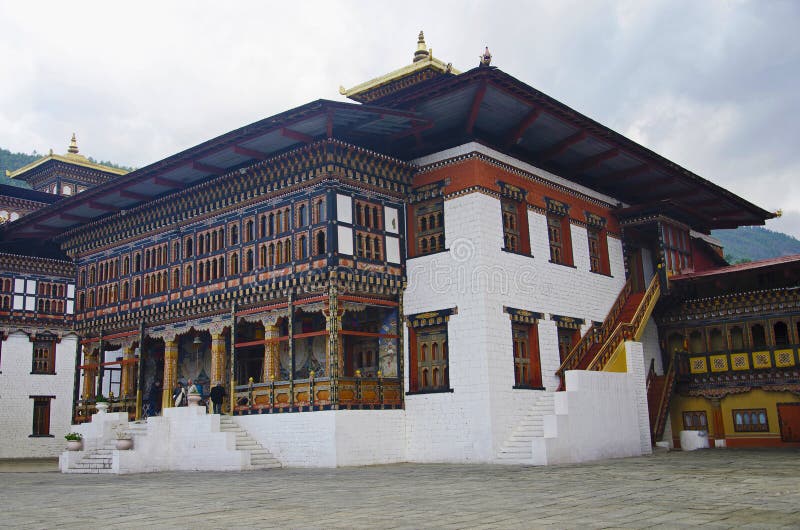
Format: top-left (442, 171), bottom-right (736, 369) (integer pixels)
top-left (547, 214), bottom-right (572, 266)
top-left (512, 322), bottom-right (542, 388)
top-left (231, 253), bottom-right (239, 275)
top-left (683, 410), bottom-right (708, 431)
top-left (32, 340), bottom-right (55, 374)
top-left (587, 226), bottom-right (609, 274)
top-left (314, 198), bottom-right (326, 224)
top-left (414, 199), bottom-right (445, 257)
top-left (184, 237), bottom-right (193, 258)
top-left (709, 328), bottom-right (725, 351)
top-left (31, 397), bottom-right (52, 436)
top-left (733, 409), bottom-right (769, 432)
top-left (501, 199), bottom-right (520, 253)
top-left (298, 235), bottom-right (307, 260)
top-left (688, 330), bottom-right (704, 354)
top-left (412, 325), bottom-right (449, 393)
top-left (556, 326), bottom-right (578, 363)
top-left (298, 203), bottom-right (307, 227)
top-left (730, 326), bottom-right (744, 350)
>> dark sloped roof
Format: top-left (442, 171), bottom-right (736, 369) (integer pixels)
top-left (0, 183), bottom-right (61, 204)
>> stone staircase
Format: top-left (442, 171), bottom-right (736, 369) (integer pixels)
top-left (496, 392), bottom-right (555, 464)
top-left (65, 442), bottom-right (116, 473)
top-left (219, 416), bottom-right (281, 470)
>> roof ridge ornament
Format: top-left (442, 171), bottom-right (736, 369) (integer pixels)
top-left (479, 46), bottom-right (492, 67)
top-left (68, 133), bottom-right (79, 154)
top-left (413, 31), bottom-right (430, 63)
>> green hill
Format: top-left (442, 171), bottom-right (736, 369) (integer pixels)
top-left (0, 146), bottom-right (135, 188)
top-left (713, 226), bottom-right (800, 264)
top-left (0, 148), bottom-right (39, 187)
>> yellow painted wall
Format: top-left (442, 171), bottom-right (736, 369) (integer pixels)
top-left (670, 391), bottom-right (800, 441)
top-left (603, 343), bottom-right (627, 373)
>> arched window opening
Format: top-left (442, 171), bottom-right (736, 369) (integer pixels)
top-left (774, 321), bottom-right (790, 346)
top-left (185, 238), bottom-right (193, 258)
top-left (730, 326), bottom-right (744, 350)
top-left (316, 231), bottom-right (326, 255)
top-left (269, 213), bottom-right (275, 236)
top-left (688, 330), bottom-right (704, 354)
top-left (246, 249), bottom-right (254, 271)
top-left (299, 204), bottom-right (307, 227)
top-left (134, 254), bottom-right (141, 272)
top-left (299, 235), bottom-right (307, 260)
top-left (276, 241), bottom-right (283, 265)
top-left (751, 324), bottom-right (767, 349)
top-left (185, 266), bottom-right (193, 286)
top-left (231, 225), bottom-right (239, 245)
top-left (269, 243), bottom-right (275, 267)
top-left (709, 328), bottom-right (725, 351)
top-left (231, 253), bottom-right (239, 275)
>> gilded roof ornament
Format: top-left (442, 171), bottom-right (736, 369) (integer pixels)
top-left (68, 133), bottom-right (79, 154)
top-left (479, 46), bottom-right (492, 67)
top-left (413, 31), bottom-right (430, 63)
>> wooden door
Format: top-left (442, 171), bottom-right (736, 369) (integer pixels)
top-left (629, 249), bottom-right (645, 293)
top-left (778, 403), bottom-right (800, 442)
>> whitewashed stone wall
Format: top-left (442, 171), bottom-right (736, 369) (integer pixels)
top-left (236, 410), bottom-right (406, 467)
top-left (404, 180), bottom-right (628, 462)
top-left (0, 331), bottom-right (77, 458)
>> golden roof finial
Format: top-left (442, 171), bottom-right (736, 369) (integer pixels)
top-left (775, 209), bottom-right (783, 217)
top-left (68, 133), bottom-right (79, 154)
top-left (479, 46), bottom-right (492, 67)
top-left (413, 30), bottom-right (430, 63)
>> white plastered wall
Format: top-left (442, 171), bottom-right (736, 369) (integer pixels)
top-left (404, 187), bottom-right (627, 462)
top-left (0, 331), bottom-right (77, 458)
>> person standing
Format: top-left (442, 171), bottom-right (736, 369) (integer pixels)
top-left (210, 381), bottom-right (226, 415)
top-left (172, 382), bottom-right (186, 407)
top-left (148, 380), bottom-right (163, 416)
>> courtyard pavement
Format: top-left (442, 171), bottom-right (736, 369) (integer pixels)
top-left (1, 449), bottom-right (799, 529)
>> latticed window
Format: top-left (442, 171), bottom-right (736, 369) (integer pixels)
top-left (416, 325), bottom-right (448, 392)
top-left (733, 409), bottom-right (769, 432)
top-left (512, 322), bottom-right (541, 388)
top-left (32, 397), bottom-right (52, 436)
top-left (32, 340), bottom-right (55, 374)
top-left (415, 199), bottom-right (445, 256)
top-left (683, 410), bottom-right (708, 431)
top-left (502, 199), bottom-right (520, 252)
top-left (556, 326), bottom-right (578, 364)
top-left (547, 214), bottom-right (564, 263)
top-left (588, 227), bottom-right (601, 273)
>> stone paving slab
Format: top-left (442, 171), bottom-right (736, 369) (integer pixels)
top-left (1, 449), bottom-right (799, 528)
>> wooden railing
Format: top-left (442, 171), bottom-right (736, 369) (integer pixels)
top-left (651, 353), bottom-right (676, 444)
top-left (556, 279), bottom-right (632, 381)
top-left (232, 376), bottom-right (403, 413)
top-left (586, 274), bottom-right (661, 371)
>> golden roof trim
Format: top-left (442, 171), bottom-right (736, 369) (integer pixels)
top-left (339, 56), bottom-right (460, 99)
top-left (8, 152), bottom-right (128, 179)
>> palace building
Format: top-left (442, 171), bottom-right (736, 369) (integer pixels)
top-left (1, 33), bottom-right (797, 469)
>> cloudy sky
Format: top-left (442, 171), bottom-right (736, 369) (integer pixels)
top-left (1, 0), bottom-right (798, 236)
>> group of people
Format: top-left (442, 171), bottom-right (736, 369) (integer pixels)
top-left (146, 379), bottom-right (227, 416)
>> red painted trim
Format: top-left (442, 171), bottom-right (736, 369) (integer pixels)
top-left (338, 295), bottom-right (399, 307)
top-left (538, 131), bottom-right (587, 160)
top-left (119, 189), bottom-right (152, 201)
top-left (505, 108), bottom-right (542, 147)
top-left (281, 127), bottom-right (314, 144)
top-left (408, 326), bottom-right (418, 392)
top-left (233, 146), bottom-right (269, 160)
top-left (340, 330), bottom-right (399, 339)
top-left (235, 301), bottom-right (289, 317)
top-left (192, 161), bottom-right (225, 176)
top-left (575, 148), bottom-right (620, 172)
top-left (465, 82), bottom-right (487, 134)
top-left (529, 323), bottom-right (542, 388)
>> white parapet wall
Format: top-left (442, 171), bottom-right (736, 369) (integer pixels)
top-left (236, 409), bottom-right (407, 468)
top-left (60, 405), bottom-right (248, 474)
top-left (530, 342), bottom-right (652, 465)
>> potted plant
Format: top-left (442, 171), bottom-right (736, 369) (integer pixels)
top-left (113, 425), bottom-right (133, 450)
top-left (65, 432), bottom-right (83, 451)
top-left (187, 385), bottom-right (202, 407)
top-left (95, 394), bottom-right (109, 414)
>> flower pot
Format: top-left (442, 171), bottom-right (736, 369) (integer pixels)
top-left (115, 438), bottom-right (133, 450)
top-left (95, 402), bottom-right (109, 414)
top-left (187, 393), bottom-right (202, 407)
top-left (66, 440), bottom-right (83, 451)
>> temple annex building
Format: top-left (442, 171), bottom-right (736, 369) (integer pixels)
top-left (1, 34), bottom-right (798, 471)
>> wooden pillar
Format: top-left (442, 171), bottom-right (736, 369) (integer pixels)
top-left (161, 337), bottom-right (178, 408)
top-left (82, 345), bottom-right (97, 400)
top-left (325, 283), bottom-right (341, 406)
top-left (710, 397), bottom-right (725, 448)
top-left (263, 324), bottom-right (280, 382)
top-left (210, 332), bottom-right (226, 384)
top-left (120, 345), bottom-right (136, 398)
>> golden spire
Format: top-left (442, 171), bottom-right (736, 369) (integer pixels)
top-left (68, 133), bottom-right (79, 154)
top-left (413, 31), bottom-right (430, 63)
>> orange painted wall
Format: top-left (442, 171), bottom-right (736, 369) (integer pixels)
top-left (413, 157), bottom-right (619, 233)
